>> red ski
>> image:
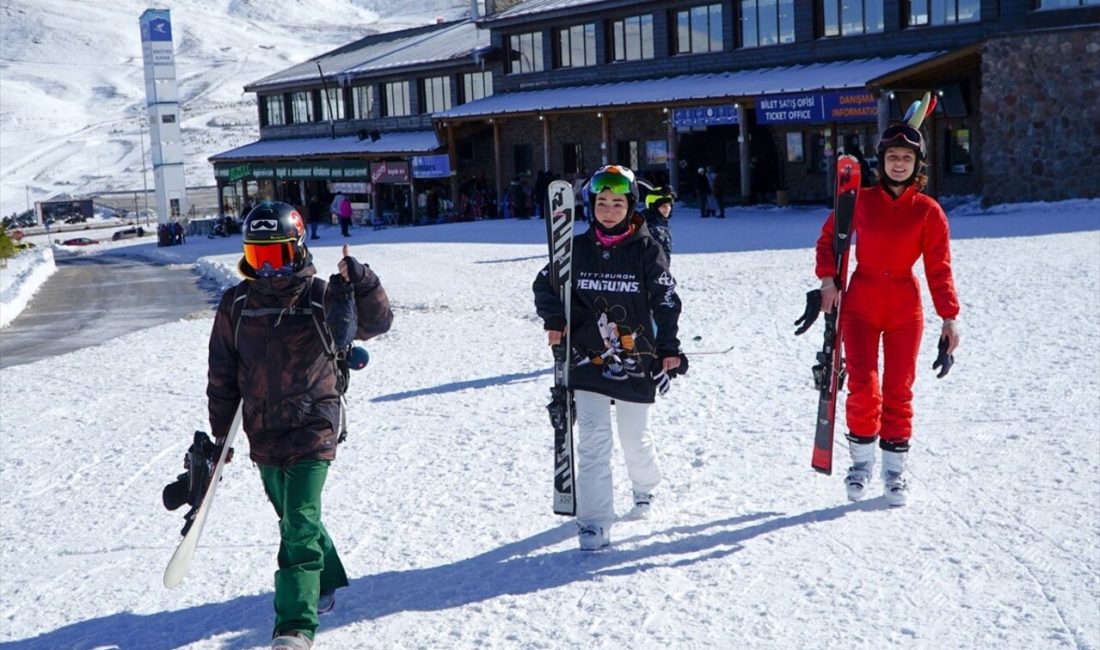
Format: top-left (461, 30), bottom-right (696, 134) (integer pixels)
top-left (810, 155), bottom-right (861, 475)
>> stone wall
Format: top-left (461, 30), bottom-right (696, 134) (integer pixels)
top-left (981, 26), bottom-right (1100, 205)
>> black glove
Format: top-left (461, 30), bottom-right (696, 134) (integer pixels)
top-left (342, 256), bottom-right (367, 284)
top-left (660, 351), bottom-right (689, 378)
top-left (794, 289), bottom-right (822, 336)
top-left (933, 336), bottom-right (954, 378)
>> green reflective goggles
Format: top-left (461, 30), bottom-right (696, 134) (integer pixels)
top-left (589, 167), bottom-right (634, 195)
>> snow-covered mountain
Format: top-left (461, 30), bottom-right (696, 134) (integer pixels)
top-left (0, 0), bottom-right (469, 218)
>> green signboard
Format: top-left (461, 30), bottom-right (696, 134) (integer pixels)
top-left (215, 161), bottom-right (370, 181)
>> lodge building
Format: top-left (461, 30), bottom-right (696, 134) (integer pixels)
top-left (209, 0), bottom-right (1099, 219)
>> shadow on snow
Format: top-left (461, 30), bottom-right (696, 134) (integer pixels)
top-left (0, 499), bottom-right (892, 650)
top-left (370, 368), bottom-right (550, 403)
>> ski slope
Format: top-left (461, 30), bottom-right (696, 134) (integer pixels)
top-left (1, 200), bottom-right (1098, 649)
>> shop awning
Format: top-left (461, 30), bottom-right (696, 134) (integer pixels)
top-left (208, 130), bottom-right (441, 162)
top-left (436, 51), bottom-right (944, 120)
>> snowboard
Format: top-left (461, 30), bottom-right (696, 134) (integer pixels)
top-left (544, 179), bottom-right (576, 516)
top-left (163, 406), bottom-right (243, 588)
top-left (811, 155), bottom-right (861, 475)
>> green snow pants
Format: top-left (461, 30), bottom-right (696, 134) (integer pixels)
top-left (258, 459), bottom-right (349, 640)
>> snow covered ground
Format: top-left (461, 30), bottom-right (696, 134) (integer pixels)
top-left (0, 200), bottom-right (1098, 649)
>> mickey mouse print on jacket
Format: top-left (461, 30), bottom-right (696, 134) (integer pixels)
top-left (534, 214), bottom-right (682, 404)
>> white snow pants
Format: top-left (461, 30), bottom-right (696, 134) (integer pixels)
top-left (574, 390), bottom-right (662, 527)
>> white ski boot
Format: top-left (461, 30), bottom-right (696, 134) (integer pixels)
top-left (317, 589), bottom-right (336, 615)
top-left (630, 490), bottom-right (654, 519)
top-left (882, 449), bottom-right (909, 507)
top-left (844, 437), bottom-right (876, 502)
top-left (271, 631), bottom-right (313, 650)
top-left (577, 522), bottom-right (610, 550)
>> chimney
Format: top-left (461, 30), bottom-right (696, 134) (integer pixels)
top-left (437, 16), bottom-right (445, 24)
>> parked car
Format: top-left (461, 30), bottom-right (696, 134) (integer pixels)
top-left (61, 237), bottom-right (99, 246)
top-left (112, 226), bottom-right (146, 241)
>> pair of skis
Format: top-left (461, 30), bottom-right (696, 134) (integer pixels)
top-left (544, 180), bottom-right (577, 516)
top-left (801, 92), bottom-right (938, 474)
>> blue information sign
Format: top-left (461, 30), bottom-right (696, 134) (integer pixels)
top-left (672, 105), bottom-right (739, 128)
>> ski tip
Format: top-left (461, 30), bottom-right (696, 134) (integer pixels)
top-left (163, 570), bottom-right (184, 589)
top-left (906, 91), bottom-right (934, 128)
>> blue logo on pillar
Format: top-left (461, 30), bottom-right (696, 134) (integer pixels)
top-left (149, 18), bottom-right (172, 41)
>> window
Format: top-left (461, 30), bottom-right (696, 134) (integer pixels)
top-left (821, 0), bottom-right (884, 36)
top-left (462, 71), bottom-right (493, 103)
top-left (290, 91), bottom-right (312, 123)
top-left (947, 128), bottom-right (972, 174)
top-left (161, 114), bottom-right (176, 123)
top-left (514, 144), bottom-right (533, 176)
top-left (352, 86), bottom-right (373, 119)
top-left (908, 0), bottom-right (980, 24)
top-left (319, 87), bottom-right (344, 121)
top-left (786, 132), bottom-right (804, 163)
top-left (611, 14), bottom-right (655, 61)
top-left (508, 32), bottom-right (544, 74)
top-left (264, 94), bottom-right (285, 126)
top-left (1034, 0), bottom-right (1100, 7)
top-left (562, 143), bottom-right (584, 175)
top-left (617, 141), bottom-right (641, 170)
top-left (742, 0), bottom-right (796, 47)
top-left (556, 23), bottom-right (597, 68)
top-left (384, 81), bottom-right (411, 117)
top-left (422, 76), bottom-right (452, 114)
top-left (675, 4), bottom-right (724, 54)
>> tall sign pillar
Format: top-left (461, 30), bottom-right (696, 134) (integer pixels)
top-left (139, 9), bottom-right (187, 224)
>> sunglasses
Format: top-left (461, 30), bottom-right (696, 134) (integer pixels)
top-left (243, 241), bottom-right (296, 277)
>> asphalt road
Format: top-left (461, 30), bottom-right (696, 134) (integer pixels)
top-left (0, 254), bottom-right (219, 369)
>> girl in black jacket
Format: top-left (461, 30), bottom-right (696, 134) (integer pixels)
top-left (533, 165), bottom-right (685, 550)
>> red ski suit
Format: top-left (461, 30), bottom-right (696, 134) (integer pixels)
top-left (816, 184), bottom-right (959, 445)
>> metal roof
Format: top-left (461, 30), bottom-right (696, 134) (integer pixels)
top-left (208, 131), bottom-right (442, 162)
top-left (246, 21), bottom-right (490, 92)
top-left (485, 0), bottom-right (608, 22)
top-left (437, 52), bottom-right (943, 119)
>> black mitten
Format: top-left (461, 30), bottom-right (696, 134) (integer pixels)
top-left (794, 289), bottom-right (822, 335)
top-left (932, 336), bottom-right (954, 378)
top-left (342, 256), bottom-right (367, 284)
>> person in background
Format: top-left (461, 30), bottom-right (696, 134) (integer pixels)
top-left (640, 185), bottom-right (675, 263)
top-left (815, 123), bottom-right (961, 507)
top-left (206, 202), bottom-right (393, 649)
top-left (331, 193), bottom-right (352, 237)
top-left (695, 168), bottom-right (711, 217)
top-left (533, 165), bottom-right (686, 551)
top-left (306, 196), bottom-right (323, 240)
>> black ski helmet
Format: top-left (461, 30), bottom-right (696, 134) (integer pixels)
top-left (240, 201), bottom-right (308, 277)
top-left (644, 186), bottom-right (677, 211)
top-left (587, 164), bottom-right (639, 216)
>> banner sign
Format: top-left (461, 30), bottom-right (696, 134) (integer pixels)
top-left (370, 161), bottom-right (410, 184)
top-left (822, 91), bottom-right (877, 122)
top-left (757, 91), bottom-right (879, 124)
top-left (411, 154), bottom-right (450, 179)
top-left (215, 161), bottom-right (369, 181)
top-left (330, 182), bottom-right (370, 194)
top-left (672, 105), bottom-right (739, 127)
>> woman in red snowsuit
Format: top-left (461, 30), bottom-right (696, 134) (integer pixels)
top-left (816, 123), bottom-right (960, 506)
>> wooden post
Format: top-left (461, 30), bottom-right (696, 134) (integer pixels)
top-left (667, 110), bottom-right (678, 192)
top-left (447, 122), bottom-right (459, 207)
top-left (738, 104), bottom-right (751, 204)
top-left (493, 119), bottom-right (503, 217)
top-left (601, 112), bottom-right (610, 165)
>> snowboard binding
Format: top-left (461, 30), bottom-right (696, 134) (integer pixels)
top-left (162, 430), bottom-right (232, 536)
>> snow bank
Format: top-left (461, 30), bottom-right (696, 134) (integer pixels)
top-left (0, 246), bottom-right (56, 328)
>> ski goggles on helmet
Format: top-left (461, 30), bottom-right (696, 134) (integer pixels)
top-left (243, 240), bottom-right (297, 277)
top-left (645, 187), bottom-right (676, 209)
top-left (589, 165), bottom-right (636, 196)
top-left (879, 124), bottom-right (923, 152)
